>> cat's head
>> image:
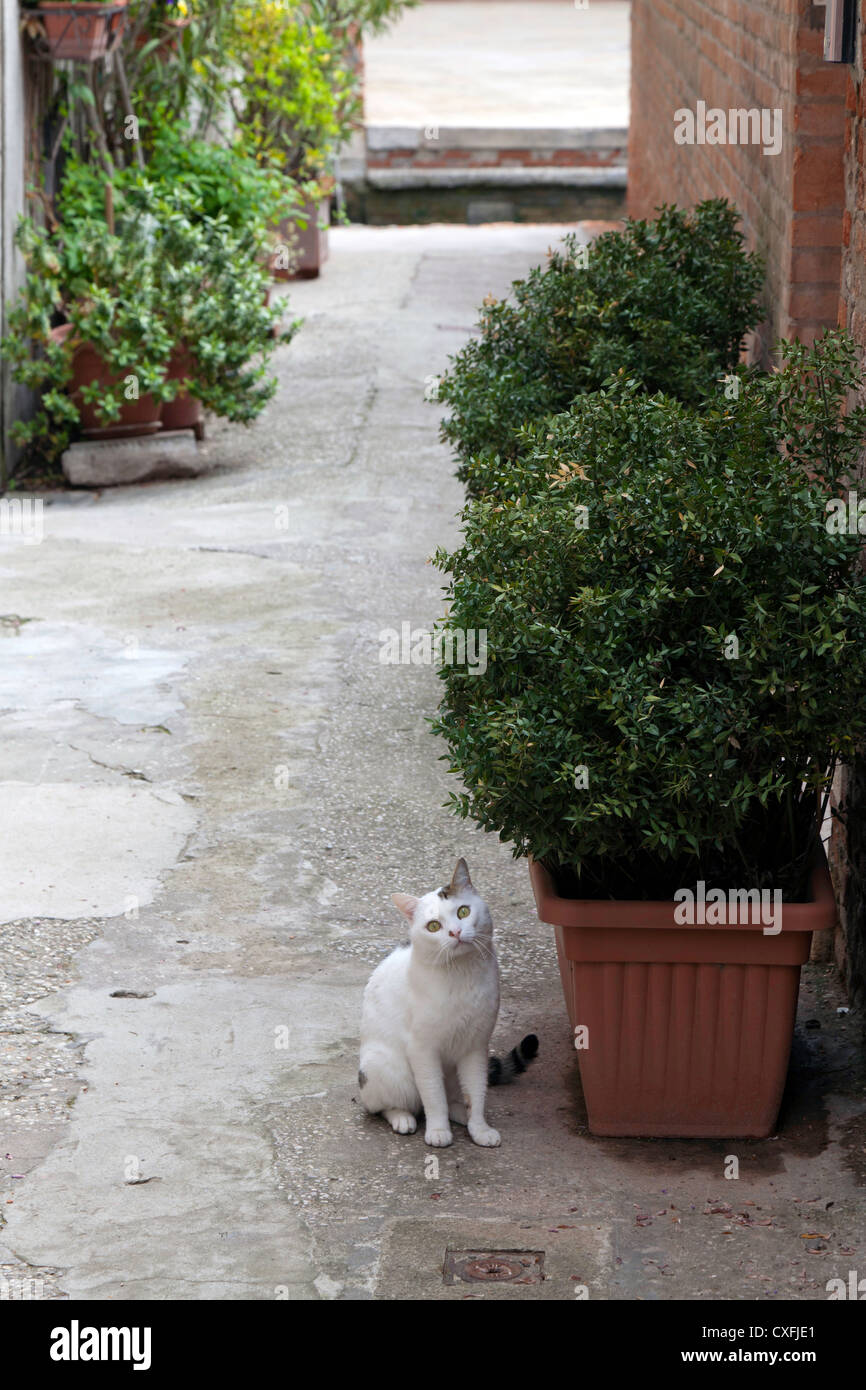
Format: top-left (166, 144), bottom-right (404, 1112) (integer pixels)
top-left (392, 858), bottom-right (492, 962)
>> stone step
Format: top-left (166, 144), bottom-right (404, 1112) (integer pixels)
top-left (62, 431), bottom-right (208, 488)
top-left (365, 122), bottom-right (628, 166)
top-left (365, 165), bottom-right (627, 191)
top-left (340, 123), bottom-right (628, 223)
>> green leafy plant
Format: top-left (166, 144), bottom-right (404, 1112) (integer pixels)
top-left (132, 178), bottom-right (290, 423)
top-left (2, 139), bottom-right (292, 465)
top-left (1, 214), bottom-right (175, 466)
top-left (225, 0), bottom-right (414, 182)
top-left (102, 1), bottom-right (236, 161)
top-left (433, 332), bottom-right (866, 901)
top-left (437, 199), bottom-right (765, 493)
top-left (57, 128), bottom-right (303, 254)
top-left (305, 0), bottom-right (416, 34)
top-left (226, 1), bottom-right (358, 182)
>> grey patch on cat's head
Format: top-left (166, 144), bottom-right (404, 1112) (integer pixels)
top-left (437, 886), bottom-right (450, 899)
top-left (358, 1069), bottom-right (368, 1089)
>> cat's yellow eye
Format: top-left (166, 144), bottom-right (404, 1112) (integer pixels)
top-left (426, 920), bottom-right (441, 932)
top-left (457, 905), bottom-right (470, 919)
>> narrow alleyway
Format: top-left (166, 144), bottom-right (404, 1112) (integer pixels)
top-left (1, 225), bottom-right (864, 1301)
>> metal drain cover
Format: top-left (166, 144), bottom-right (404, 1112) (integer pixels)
top-left (443, 1250), bottom-right (545, 1285)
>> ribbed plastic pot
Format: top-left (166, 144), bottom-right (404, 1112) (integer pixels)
top-left (529, 847), bottom-right (836, 1138)
top-left (134, 14), bottom-right (190, 57)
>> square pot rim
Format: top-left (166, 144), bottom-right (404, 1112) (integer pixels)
top-left (528, 840), bottom-right (835, 932)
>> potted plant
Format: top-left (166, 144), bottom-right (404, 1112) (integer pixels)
top-left (1, 214), bottom-right (175, 465)
top-left (133, 126), bottom-right (305, 284)
top-left (133, 0), bottom-right (192, 57)
top-left (226, 2), bottom-right (359, 279)
top-left (436, 200), bottom-right (764, 495)
top-left (50, 323), bottom-right (165, 437)
top-left (143, 184), bottom-right (290, 427)
top-left (268, 180), bottom-right (332, 281)
top-left (24, 0), bottom-right (130, 62)
top-left (59, 132), bottom-right (303, 422)
top-left (433, 335), bottom-right (866, 1137)
top-left (2, 136), bottom-right (295, 468)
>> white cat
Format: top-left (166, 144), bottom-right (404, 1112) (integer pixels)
top-left (358, 858), bottom-right (503, 1147)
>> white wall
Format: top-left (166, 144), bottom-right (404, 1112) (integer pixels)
top-left (1, 5), bottom-right (29, 486)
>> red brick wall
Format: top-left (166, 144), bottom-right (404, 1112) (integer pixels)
top-left (841, 13), bottom-right (866, 368)
top-left (628, 0), bottom-right (847, 362)
top-left (829, 17), bottom-right (866, 1000)
top-left (630, 2), bottom-right (866, 996)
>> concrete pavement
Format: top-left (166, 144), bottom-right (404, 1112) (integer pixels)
top-left (363, 2), bottom-right (631, 128)
top-left (1, 224), bottom-right (864, 1301)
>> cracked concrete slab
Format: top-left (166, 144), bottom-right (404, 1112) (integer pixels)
top-left (0, 621), bottom-right (188, 724)
top-left (0, 785), bottom-right (194, 922)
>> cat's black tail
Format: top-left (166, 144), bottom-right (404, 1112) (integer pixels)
top-left (487, 1034), bottom-right (539, 1086)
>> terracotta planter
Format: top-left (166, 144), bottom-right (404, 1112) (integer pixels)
top-left (37, 1), bottom-right (128, 61)
top-left (529, 846), bottom-right (836, 1138)
top-left (263, 286), bottom-right (282, 340)
top-left (270, 198), bottom-right (330, 281)
top-left (160, 343), bottom-right (204, 438)
top-left (134, 13), bottom-right (191, 57)
top-left (51, 324), bottom-right (162, 439)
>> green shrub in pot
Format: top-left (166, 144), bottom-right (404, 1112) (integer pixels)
top-left (58, 152), bottom-right (296, 421)
top-left (1, 214), bottom-right (175, 467)
top-left (135, 179), bottom-right (290, 423)
top-left (433, 332), bottom-right (866, 902)
top-left (437, 199), bottom-right (765, 494)
top-left (2, 143), bottom-right (294, 466)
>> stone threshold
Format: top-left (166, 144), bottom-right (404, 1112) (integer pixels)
top-left (364, 165), bottom-right (627, 190)
top-left (366, 124), bottom-right (628, 152)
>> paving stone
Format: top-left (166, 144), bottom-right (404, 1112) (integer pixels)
top-left (62, 432), bottom-right (208, 487)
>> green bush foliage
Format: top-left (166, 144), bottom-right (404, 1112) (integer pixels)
top-left (433, 333), bottom-right (866, 899)
top-left (437, 199), bottom-right (765, 493)
top-left (2, 142), bottom-right (291, 465)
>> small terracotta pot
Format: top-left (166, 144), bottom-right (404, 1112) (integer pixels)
top-left (134, 13), bottom-right (191, 57)
top-left (37, 1), bottom-right (129, 61)
top-left (51, 324), bottom-right (162, 439)
top-left (160, 342), bottom-right (204, 437)
top-left (262, 286), bottom-right (282, 340)
top-left (270, 198), bottom-right (330, 281)
top-left (529, 845), bottom-right (836, 1138)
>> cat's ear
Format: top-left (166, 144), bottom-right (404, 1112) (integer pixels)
top-left (450, 858), bottom-right (472, 894)
top-left (392, 893), bottom-right (418, 921)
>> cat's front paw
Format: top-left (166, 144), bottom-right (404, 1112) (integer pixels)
top-left (425, 1126), bottom-right (453, 1147)
top-left (386, 1110), bottom-right (417, 1135)
top-left (469, 1123), bottom-right (501, 1147)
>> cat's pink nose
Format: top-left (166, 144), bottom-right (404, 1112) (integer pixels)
top-left (449, 928), bottom-right (462, 939)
